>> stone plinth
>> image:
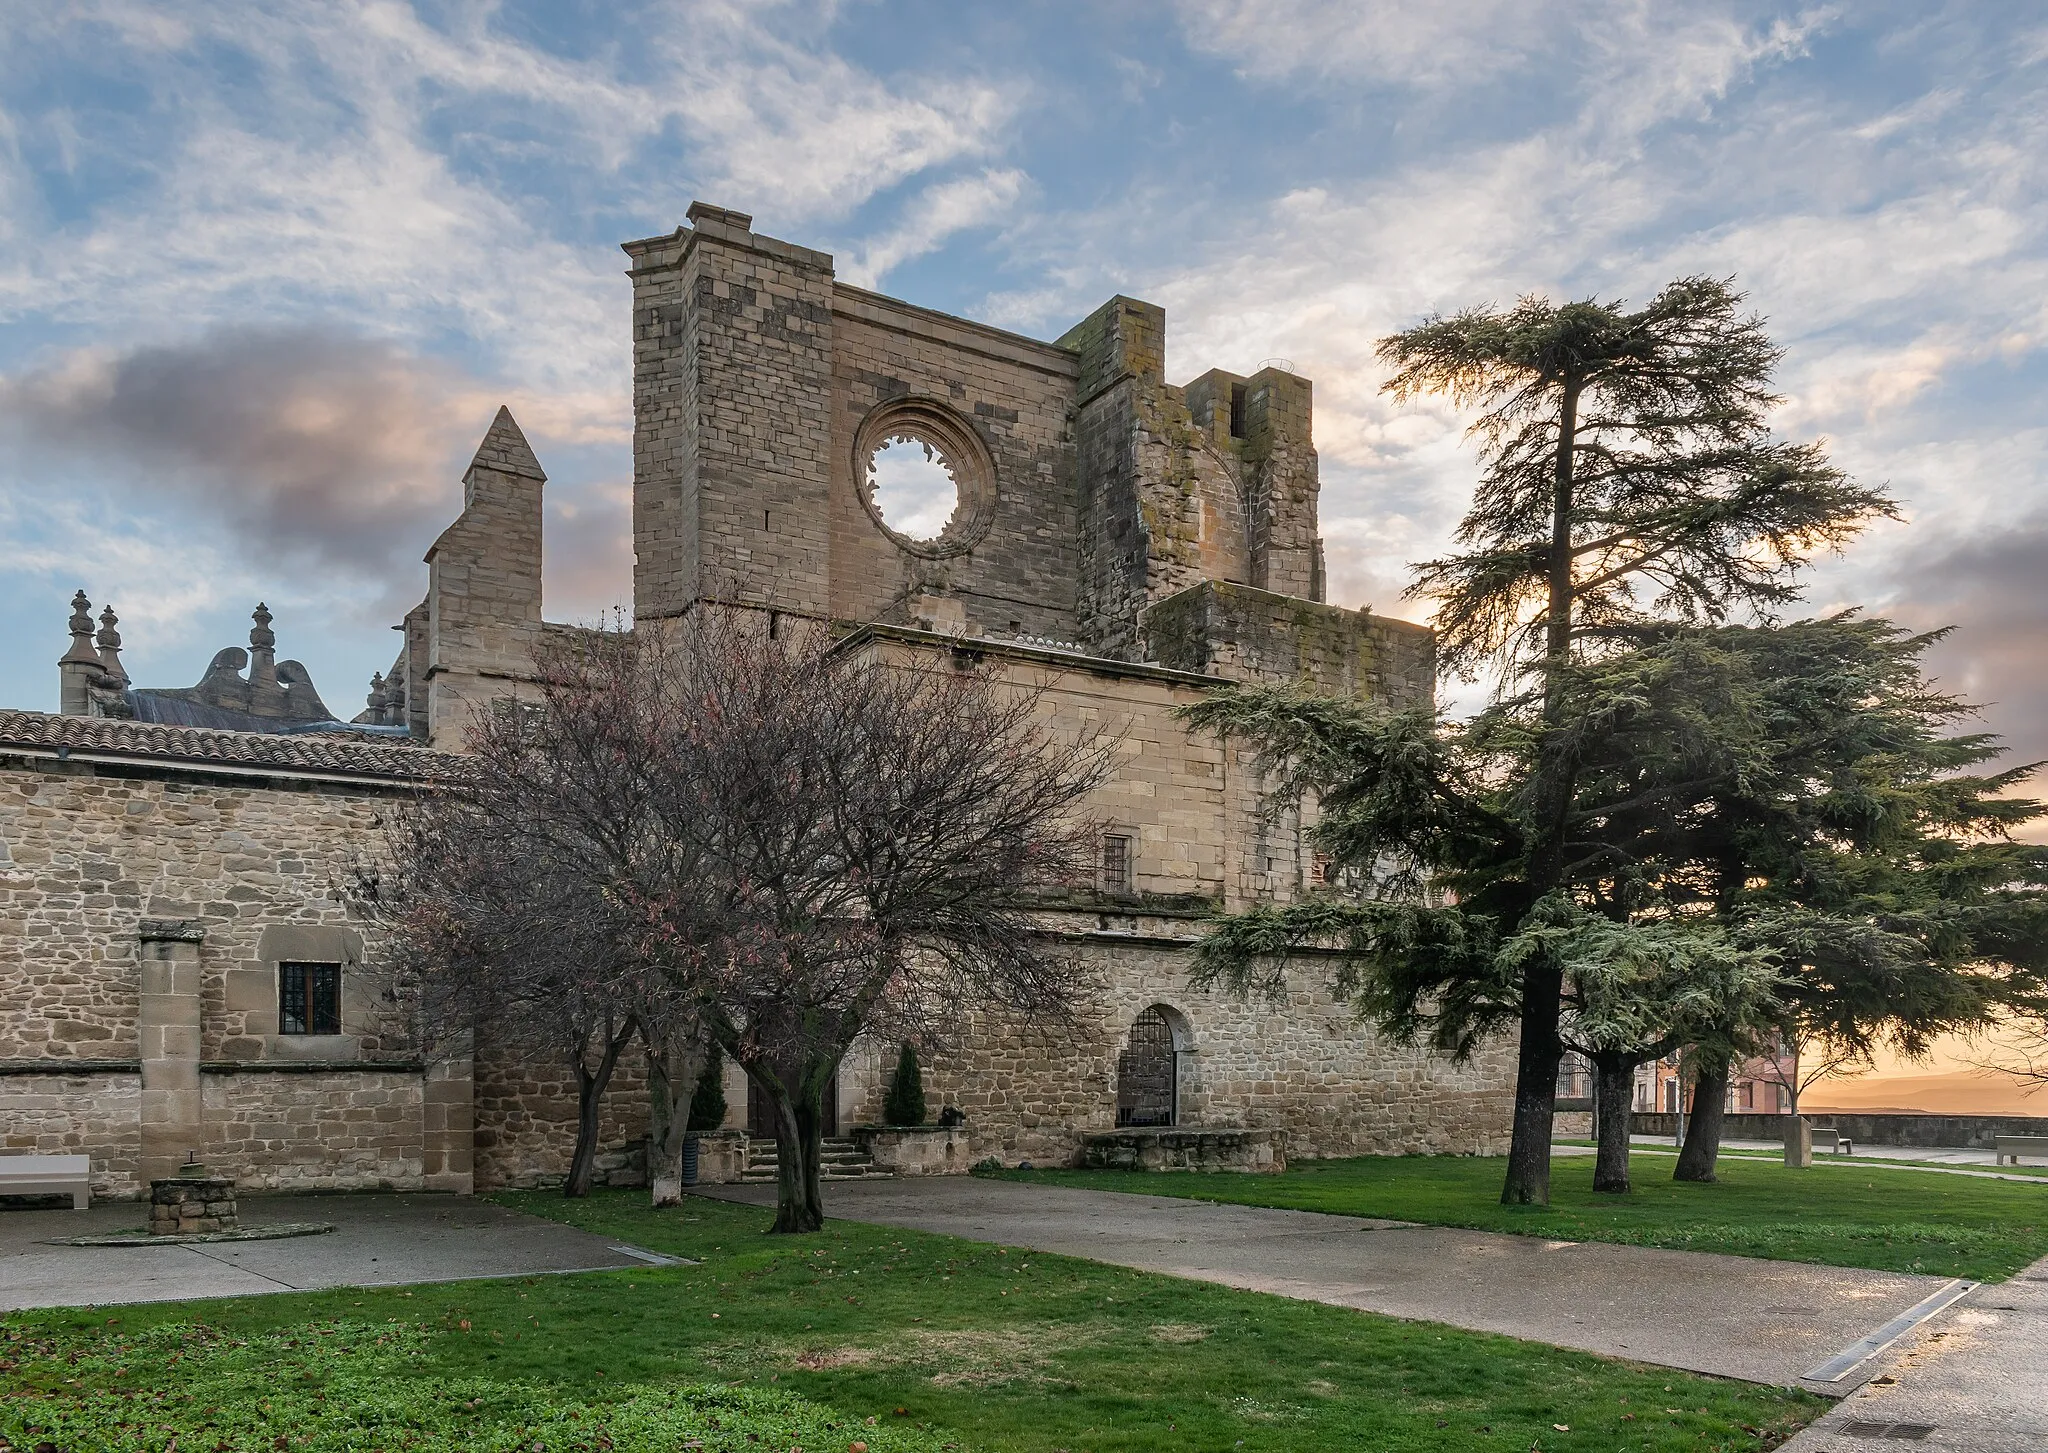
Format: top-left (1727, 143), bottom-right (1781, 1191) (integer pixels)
top-left (690, 1130), bottom-right (749, 1185)
top-left (850, 1124), bottom-right (969, 1176)
top-left (1079, 1126), bottom-right (1286, 1174)
top-left (150, 1173), bottom-right (238, 1235)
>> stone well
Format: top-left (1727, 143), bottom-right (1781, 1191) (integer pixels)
top-left (149, 1170), bottom-right (239, 1236)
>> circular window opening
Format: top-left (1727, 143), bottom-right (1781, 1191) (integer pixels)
top-left (865, 432), bottom-right (961, 543)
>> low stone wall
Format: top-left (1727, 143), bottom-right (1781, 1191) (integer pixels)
top-left (1079, 1126), bottom-right (1286, 1173)
top-left (850, 1124), bottom-right (971, 1176)
top-left (1631, 1110), bottom-right (2048, 1149)
top-left (0, 1069), bottom-right (142, 1199)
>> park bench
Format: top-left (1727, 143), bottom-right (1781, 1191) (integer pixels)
top-left (1809, 1127), bottom-right (1854, 1155)
top-left (0, 1153), bottom-right (91, 1208)
top-left (1994, 1135), bottom-right (2048, 1166)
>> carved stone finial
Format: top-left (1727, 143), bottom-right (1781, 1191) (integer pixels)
top-left (61, 589), bottom-right (104, 671)
top-left (250, 602), bottom-right (276, 652)
top-left (367, 671), bottom-right (385, 709)
top-left (95, 604), bottom-right (128, 684)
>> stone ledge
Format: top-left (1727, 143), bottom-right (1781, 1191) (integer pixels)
top-left (0, 1060), bottom-right (142, 1075)
top-left (198, 1060), bottom-right (427, 1075)
top-left (1079, 1126), bottom-right (1287, 1174)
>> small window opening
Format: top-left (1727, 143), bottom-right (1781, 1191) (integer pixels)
top-left (1228, 382), bottom-right (1247, 439)
top-left (279, 962), bottom-right (341, 1036)
top-left (768, 610), bottom-right (781, 640)
top-left (1101, 833), bottom-right (1132, 893)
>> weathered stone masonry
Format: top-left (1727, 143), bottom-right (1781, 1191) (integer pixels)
top-left (6, 202), bottom-right (1514, 1193)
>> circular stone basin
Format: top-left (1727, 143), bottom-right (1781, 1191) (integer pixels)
top-left (45, 1222), bottom-right (336, 1248)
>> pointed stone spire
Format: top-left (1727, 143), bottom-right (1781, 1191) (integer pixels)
top-left (464, 405), bottom-right (548, 484)
top-left (61, 590), bottom-right (101, 666)
top-left (95, 604), bottom-right (128, 684)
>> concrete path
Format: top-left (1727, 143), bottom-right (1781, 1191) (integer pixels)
top-left (1779, 1253), bottom-right (2048, 1453)
top-left (0, 1193), bottom-right (673, 1312)
top-left (700, 1176), bottom-right (1952, 1390)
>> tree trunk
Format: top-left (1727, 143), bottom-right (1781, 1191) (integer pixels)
top-left (1500, 378), bottom-right (1584, 1208)
top-left (763, 1064), bottom-right (829, 1235)
top-left (566, 1018), bottom-right (636, 1198)
top-left (1591, 1053), bottom-right (1635, 1193)
top-left (645, 1025), bottom-right (710, 1208)
top-left (1674, 1050), bottom-right (1730, 1183)
top-left (1501, 956), bottom-right (1566, 1205)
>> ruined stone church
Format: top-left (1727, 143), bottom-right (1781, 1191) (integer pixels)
top-left (0, 204), bottom-right (1511, 1198)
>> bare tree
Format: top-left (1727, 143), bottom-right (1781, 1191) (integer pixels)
top-left (356, 630), bottom-right (699, 1198)
top-left (1750, 1034), bottom-right (1869, 1116)
top-left (616, 612), bottom-right (1110, 1233)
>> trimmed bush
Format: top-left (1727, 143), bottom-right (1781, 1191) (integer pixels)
top-left (883, 1042), bottom-right (926, 1126)
top-left (686, 1043), bottom-right (727, 1133)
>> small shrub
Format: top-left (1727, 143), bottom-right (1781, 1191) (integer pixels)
top-left (883, 1043), bottom-right (927, 1126)
top-left (687, 1044), bottom-right (727, 1133)
top-left (970, 1156), bottom-right (1006, 1176)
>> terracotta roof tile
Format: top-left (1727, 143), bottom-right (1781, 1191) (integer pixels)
top-left (0, 709), bottom-right (454, 783)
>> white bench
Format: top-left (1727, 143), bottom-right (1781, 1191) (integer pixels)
top-left (0, 1154), bottom-right (92, 1209)
top-left (1810, 1127), bottom-right (1854, 1155)
top-left (1995, 1135), bottom-right (2048, 1166)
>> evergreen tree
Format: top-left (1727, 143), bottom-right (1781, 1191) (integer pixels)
top-left (1372, 279), bottom-right (1891, 1202)
top-left (884, 1043), bottom-right (928, 1126)
top-left (686, 1042), bottom-right (727, 1134)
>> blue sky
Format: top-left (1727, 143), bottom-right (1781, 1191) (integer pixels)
top-left (3, 0), bottom-right (2045, 772)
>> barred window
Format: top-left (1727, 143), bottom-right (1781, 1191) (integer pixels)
top-left (1101, 833), bottom-right (1132, 893)
top-left (279, 962), bottom-right (341, 1036)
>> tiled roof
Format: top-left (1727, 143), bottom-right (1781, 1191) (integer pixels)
top-left (0, 709), bottom-right (453, 784)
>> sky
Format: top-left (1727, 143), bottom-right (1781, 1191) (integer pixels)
top-left (4, 1), bottom-right (2046, 735)
top-left (2, 1), bottom-right (2045, 1103)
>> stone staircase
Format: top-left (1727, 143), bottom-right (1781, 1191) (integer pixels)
top-left (739, 1136), bottom-right (892, 1183)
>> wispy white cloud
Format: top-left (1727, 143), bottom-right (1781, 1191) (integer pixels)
top-left (838, 169), bottom-right (1031, 289)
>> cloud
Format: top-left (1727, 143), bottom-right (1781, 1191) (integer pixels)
top-left (0, 1), bottom-right (1022, 398)
top-left (838, 169), bottom-right (1031, 289)
top-left (0, 326), bottom-right (473, 575)
top-left (1876, 508), bottom-right (2048, 761)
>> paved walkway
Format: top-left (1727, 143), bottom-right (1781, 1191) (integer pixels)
top-left (1779, 1253), bottom-right (2048, 1453)
top-left (0, 1193), bottom-right (674, 1312)
top-left (700, 1176), bottom-right (1952, 1390)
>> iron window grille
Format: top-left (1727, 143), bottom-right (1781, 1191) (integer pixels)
top-left (279, 961), bottom-right (341, 1036)
top-left (1101, 833), bottom-right (1132, 893)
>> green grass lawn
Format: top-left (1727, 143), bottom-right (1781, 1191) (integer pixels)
top-left (996, 1152), bottom-right (2048, 1283)
top-left (1, 1189), bottom-right (1822, 1453)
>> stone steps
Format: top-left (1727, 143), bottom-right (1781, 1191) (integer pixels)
top-left (739, 1136), bottom-right (891, 1183)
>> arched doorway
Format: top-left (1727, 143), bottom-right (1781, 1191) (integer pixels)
top-left (1116, 1005), bottom-right (1190, 1127)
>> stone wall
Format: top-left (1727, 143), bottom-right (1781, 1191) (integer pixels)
top-left (472, 1039), bottom-right (653, 1191)
top-left (0, 748), bottom-right (457, 1195)
top-left (827, 287), bottom-right (1081, 640)
top-left (0, 1069), bottom-right (141, 1198)
top-left (912, 937), bottom-right (1512, 1169)
top-left (203, 1067), bottom-right (425, 1192)
top-left (1632, 1110), bottom-right (2048, 1149)
top-left (1142, 581), bottom-right (1434, 703)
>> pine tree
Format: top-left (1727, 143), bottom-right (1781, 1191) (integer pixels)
top-left (884, 1043), bottom-right (927, 1126)
top-left (1373, 279), bottom-right (1891, 1203)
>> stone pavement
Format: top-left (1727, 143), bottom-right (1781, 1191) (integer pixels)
top-left (699, 1176), bottom-right (1951, 1390)
top-left (0, 1193), bottom-right (674, 1312)
top-left (1778, 1253), bottom-right (2048, 1453)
